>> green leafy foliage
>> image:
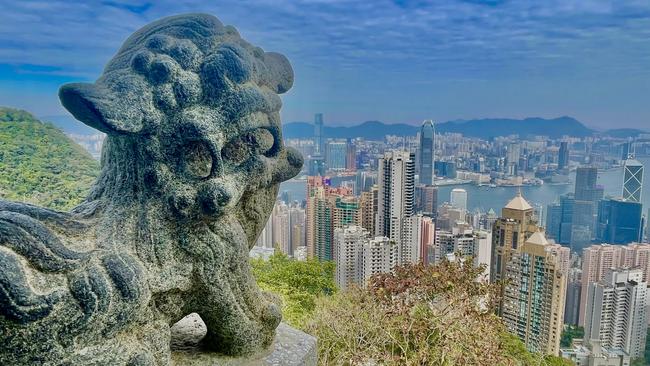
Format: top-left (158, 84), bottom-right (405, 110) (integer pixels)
top-left (0, 107), bottom-right (99, 210)
top-left (251, 252), bottom-right (336, 327)
top-left (560, 325), bottom-right (584, 348)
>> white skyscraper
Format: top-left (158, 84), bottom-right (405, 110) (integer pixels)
top-left (376, 150), bottom-right (415, 264)
top-left (450, 188), bottom-right (468, 212)
top-left (361, 236), bottom-right (398, 286)
top-left (334, 226), bottom-right (368, 290)
top-left (583, 268), bottom-right (648, 359)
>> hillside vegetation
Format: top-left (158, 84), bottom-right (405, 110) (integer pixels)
top-left (0, 107), bottom-right (99, 211)
top-left (254, 253), bottom-right (573, 366)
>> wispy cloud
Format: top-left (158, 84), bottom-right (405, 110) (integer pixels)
top-left (1, 0), bottom-right (650, 128)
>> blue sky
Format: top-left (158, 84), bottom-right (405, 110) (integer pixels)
top-left (1, 0), bottom-right (650, 129)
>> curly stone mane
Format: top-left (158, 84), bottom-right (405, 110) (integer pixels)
top-left (0, 13), bottom-right (302, 366)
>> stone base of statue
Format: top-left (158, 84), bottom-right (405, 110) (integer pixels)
top-left (170, 314), bottom-right (317, 366)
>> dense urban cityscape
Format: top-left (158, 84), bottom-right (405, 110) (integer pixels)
top-left (3, 2), bottom-right (650, 365)
top-left (245, 113), bottom-right (650, 365)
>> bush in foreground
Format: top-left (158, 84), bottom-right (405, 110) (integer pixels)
top-left (304, 260), bottom-right (572, 366)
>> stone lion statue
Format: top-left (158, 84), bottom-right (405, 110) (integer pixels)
top-left (0, 13), bottom-right (302, 365)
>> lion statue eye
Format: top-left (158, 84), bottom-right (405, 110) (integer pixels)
top-left (221, 128), bottom-right (276, 165)
top-left (181, 141), bottom-right (213, 179)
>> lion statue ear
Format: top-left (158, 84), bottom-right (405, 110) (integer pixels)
top-left (59, 83), bottom-right (145, 135)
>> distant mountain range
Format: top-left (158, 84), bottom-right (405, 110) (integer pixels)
top-left (39, 113), bottom-right (647, 140)
top-left (283, 117), bottom-right (647, 140)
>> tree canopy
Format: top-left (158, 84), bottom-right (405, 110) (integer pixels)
top-left (0, 107), bottom-right (99, 210)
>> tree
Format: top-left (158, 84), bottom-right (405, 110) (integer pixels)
top-left (251, 253), bottom-right (336, 327)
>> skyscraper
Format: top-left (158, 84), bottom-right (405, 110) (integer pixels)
top-left (450, 188), bottom-right (467, 212)
top-left (406, 214), bottom-right (434, 265)
top-left (571, 167), bottom-right (602, 251)
top-left (583, 268), bottom-right (648, 359)
top-left (306, 176), bottom-right (361, 261)
top-left (359, 187), bottom-right (377, 235)
top-left (313, 113), bottom-right (324, 156)
top-left (578, 243), bottom-right (650, 326)
top-left (376, 151), bottom-right (415, 239)
top-left (325, 139), bottom-right (347, 171)
top-left (345, 139), bottom-right (356, 171)
top-left (545, 202), bottom-right (562, 241)
top-left (334, 225), bottom-right (368, 290)
top-left (596, 197), bottom-right (642, 244)
top-left (415, 184), bottom-right (437, 218)
top-left (419, 120), bottom-right (435, 185)
top-left (623, 159), bottom-right (643, 203)
top-left (558, 141), bottom-right (569, 170)
top-left (490, 192), bottom-right (540, 284)
top-left (501, 231), bottom-right (569, 355)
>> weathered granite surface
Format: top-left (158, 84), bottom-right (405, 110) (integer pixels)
top-left (0, 13), bottom-right (303, 365)
top-left (170, 314), bottom-right (317, 366)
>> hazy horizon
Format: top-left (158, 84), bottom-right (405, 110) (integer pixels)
top-left (2, 1), bottom-right (650, 129)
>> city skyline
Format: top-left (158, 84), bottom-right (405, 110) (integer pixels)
top-left (2, 1), bottom-right (650, 129)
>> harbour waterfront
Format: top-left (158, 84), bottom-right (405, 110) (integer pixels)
top-left (280, 157), bottom-right (650, 220)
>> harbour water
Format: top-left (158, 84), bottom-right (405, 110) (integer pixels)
top-left (279, 157), bottom-right (650, 219)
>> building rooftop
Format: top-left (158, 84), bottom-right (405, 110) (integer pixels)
top-left (504, 191), bottom-right (533, 211)
top-left (527, 231), bottom-right (549, 246)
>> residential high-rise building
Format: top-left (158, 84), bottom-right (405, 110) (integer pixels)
top-left (333, 225), bottom-right (400, 290)
top-left (501, 231), bottom-right (569, 355)
top-left (326, 139), bottom-right (347, 171)
top-left (490, 192), bottom-right (540, 284)
top-left (334, 226), bottom-right (368, 290)
top-left (564, 267), bottom-right (582, 326)
top-left (450, 188), bottom-right (467, 212)
top-left (583, 268), bottom-right (648, 359)
top-left (419, 120), bottom-right (435, 185)
top-left (415, 184), bottom-right (437, 217)
top-left (313, 113), bottom-right (324, 156)
top-left (507, 142), bottom-right (521, 166)
top-left (359, 186), bottom-right (377, 235)
top-left (558, 141), bottom-right (569, 170)
top-left (623, 159), bottom-right (643, 203)
top-left (579, 243), bottom-right (650, 326)
top-left (361, 236), bottom-right (398, 285)
top-left (306, 176), bottom-right (360, 261)
top-left (406, 214), bottom-right (434, 265)
top-left (433, 229), bottom-right (492, 280)
top-left (376, 151), bottom-right (415, 244)
top-left (596, 197), bottom-right (643, 244)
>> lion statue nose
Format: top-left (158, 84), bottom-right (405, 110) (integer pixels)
top-left (272, 147), bottom-right (303, 183)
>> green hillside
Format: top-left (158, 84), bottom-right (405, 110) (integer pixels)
top-left (0, 107), bottom-right (99, 211)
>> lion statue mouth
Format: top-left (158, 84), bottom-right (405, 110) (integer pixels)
top-left (0, 13), bottom-right (302, 366)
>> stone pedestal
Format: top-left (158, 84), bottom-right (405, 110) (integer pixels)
top-left (170, 314), bottom-right (317, 366)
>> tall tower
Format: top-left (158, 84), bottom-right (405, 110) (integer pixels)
top-left (623, 159), bottom-right (643, 203)
top-left (376, 151), bottom-right (415, 238)
top-left (490, 191), bottom-right (539, 284)
top-left (419, 120), bottom-right (435, 185)
top-left (313, 113), bottom-right (324, 156)
top-left (450, 188), bottom-right (468, 212)
top-left (502, 231), bottom-right (569, 356)
top-left (558, 141), bottom-right (569, 170)
top-left (334, 225), bottom-right (368, 290)
top-left (571, 167), bottom-right (602, 251)
top-left (377, 151), bottom-right (415, 264)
